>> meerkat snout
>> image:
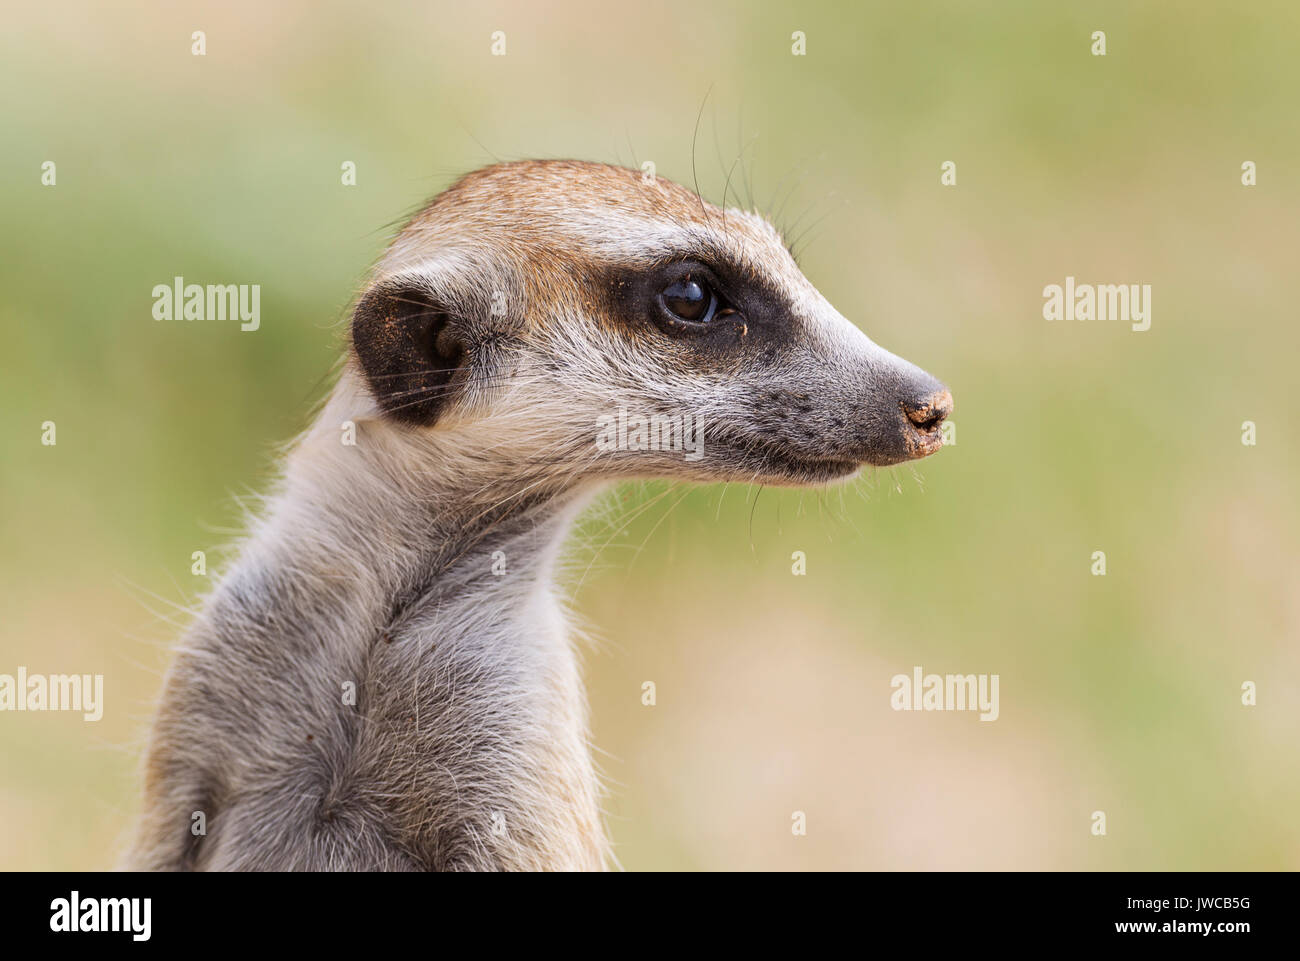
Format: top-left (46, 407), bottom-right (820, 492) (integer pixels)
top-left (348, 159), bottom-right (952, 485)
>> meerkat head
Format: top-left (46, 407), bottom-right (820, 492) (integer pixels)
top-left (349, 160), bottom-right (951, 487)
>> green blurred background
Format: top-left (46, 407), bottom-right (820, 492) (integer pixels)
top-left (2, 0), bottom-right (1297, 870)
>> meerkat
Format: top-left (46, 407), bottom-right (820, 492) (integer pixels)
top-left (126, 159), bottom-right (952, 871)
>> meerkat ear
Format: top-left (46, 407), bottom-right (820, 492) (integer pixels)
top-left (351, 280), bottom-right (468, 426)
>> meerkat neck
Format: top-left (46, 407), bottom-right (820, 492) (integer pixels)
top-left (282, 387), bottom-right (578, 583)
top-left (149, 394), bottom-right (610, 870)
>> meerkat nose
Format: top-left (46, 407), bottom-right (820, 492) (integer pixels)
top-left (901, 388), bottom-right (954, 434)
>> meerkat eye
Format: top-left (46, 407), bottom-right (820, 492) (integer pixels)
top-left (659, 276), bottom-right (718, 323)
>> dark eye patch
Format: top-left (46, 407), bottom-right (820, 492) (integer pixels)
top-left (596, 253), bottom-right (798, 357)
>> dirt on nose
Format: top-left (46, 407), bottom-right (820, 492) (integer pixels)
top-left (898, 388), bottom-right (953, 459)
top-left (902, 389), bottom-right (954, 433)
